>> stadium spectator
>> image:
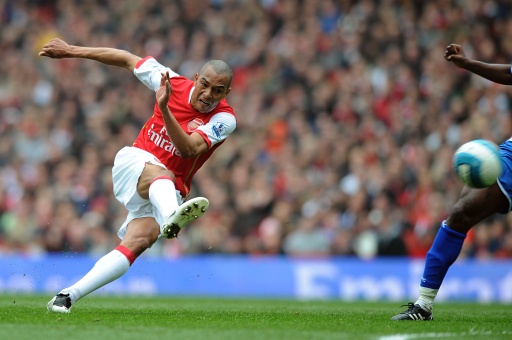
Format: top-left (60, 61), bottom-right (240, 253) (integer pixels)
top-left (0, 0), bottom-right (512, 265)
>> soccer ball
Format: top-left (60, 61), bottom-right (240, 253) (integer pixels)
top-left (452, 139), bottom-right (503, 188)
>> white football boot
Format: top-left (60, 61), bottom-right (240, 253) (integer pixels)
top-left (161, 197), bottom-right (209, 239)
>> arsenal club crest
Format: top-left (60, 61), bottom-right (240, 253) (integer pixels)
top-left (188, 118), bottom-right (204, 132)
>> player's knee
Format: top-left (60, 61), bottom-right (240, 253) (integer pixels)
top-left (143, 165), bottom-right (176, 183)
top-left (153, 168), bottom-right (176, 182)
top-left (447, 199), bottom-right (474, 232)
top-left (122, 226), bottom-right (160, 256)
top-left (138, 164), bottom-right (176, 199)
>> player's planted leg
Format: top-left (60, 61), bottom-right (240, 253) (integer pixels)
top-left (390, 221), bottom-right (465, 321)
top-left (391, 184), bottom-right (507, 321)
top-left (47, 293), bottom-right (72, 313)
top-left (47, 218), bottom-right (161, 314)
top-left (46, 245), bottom-right (134, 313)
top-left (391, 302), bottom-right (433, 321)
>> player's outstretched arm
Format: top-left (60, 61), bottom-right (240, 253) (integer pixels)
top-left (157, 71), bottom-right (208, 159)
top-left (445, 43), bottom-right (512, 85)
top-left (39, 38), bottom-right (141, 72)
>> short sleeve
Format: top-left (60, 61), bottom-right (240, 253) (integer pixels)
top-left (133, 57), bottom-right (180, 92)
top-left (195, 113), bottom-right (236, 148)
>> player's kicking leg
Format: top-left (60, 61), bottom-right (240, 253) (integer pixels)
top-left (161, 197), bottom-right (209, 238)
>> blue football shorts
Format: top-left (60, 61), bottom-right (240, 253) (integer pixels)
top-left (497, 138), bottom-right (512, 213)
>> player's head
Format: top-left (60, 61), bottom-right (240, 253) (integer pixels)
top-left (191, 60), bottom-right (232, 113)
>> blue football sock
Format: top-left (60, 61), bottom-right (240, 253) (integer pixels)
top-left (420, 220), bottom-right (466, 289)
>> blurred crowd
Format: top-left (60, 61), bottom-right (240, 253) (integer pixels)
top-left (1, 0), bottom-right (512, 259)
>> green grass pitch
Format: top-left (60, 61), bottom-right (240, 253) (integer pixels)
top-left (1, 294), bottom-right (511, 340)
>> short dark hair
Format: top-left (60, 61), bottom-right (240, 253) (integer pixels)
top-left (200, 60), bottom-right (233, 88)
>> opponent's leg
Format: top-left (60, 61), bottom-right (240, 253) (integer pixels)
top-left (410, 220), bottom-right (466, 319)
top-left (392, 183), bottom-right (507, 320)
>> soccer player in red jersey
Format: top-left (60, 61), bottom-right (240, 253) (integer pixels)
top-left (40, 38), bottom-right (236, 313)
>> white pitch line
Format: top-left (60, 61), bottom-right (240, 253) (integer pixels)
top-left (379, 329), bottom-right (512, 340)
top-left (379, 332), bottom-right (458, 340)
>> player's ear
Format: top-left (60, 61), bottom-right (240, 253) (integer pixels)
top-left (194, 73), bottom-right (199, 82)
top-left (225, 87), bottom-right (231, 97)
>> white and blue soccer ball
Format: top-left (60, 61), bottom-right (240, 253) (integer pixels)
top-left (452, 139), bottom-right (503, 188)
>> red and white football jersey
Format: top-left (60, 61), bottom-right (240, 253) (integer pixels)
top-left (132, 57), bottom-right (236, 197)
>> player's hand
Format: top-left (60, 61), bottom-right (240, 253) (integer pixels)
top-left (444, 43), bottom-right (467, 68)
top-left (38, 38), bottom-right (72, 58)
top-left (156, 71), bottom-right (172, 110)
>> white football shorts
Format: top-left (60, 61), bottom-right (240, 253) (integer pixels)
top-left (112, 146), bottom-right (183, 239)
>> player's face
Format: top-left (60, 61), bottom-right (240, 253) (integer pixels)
top-left (191, 67), bottom-right (231, 113)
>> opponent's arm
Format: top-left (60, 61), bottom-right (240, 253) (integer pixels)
top-left (156, 71), bottom-right (208, 159)
top-left (39, 38), bottom-right (141, 72)
top-left (445, 43), bottom-right (512, 85)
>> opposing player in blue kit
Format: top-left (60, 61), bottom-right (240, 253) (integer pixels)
top-left (392, 43), bottom-right (512, 321)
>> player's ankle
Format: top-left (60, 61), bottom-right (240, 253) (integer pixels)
top-left (415, 299), bottom-right (433, 313)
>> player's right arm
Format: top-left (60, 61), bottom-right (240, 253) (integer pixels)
top-left (156, 71), bottom-right (209, 159)
top-left (39, 38), bottom-right (141, 72)
top-left (445, 43), bottom-right (512, 85)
